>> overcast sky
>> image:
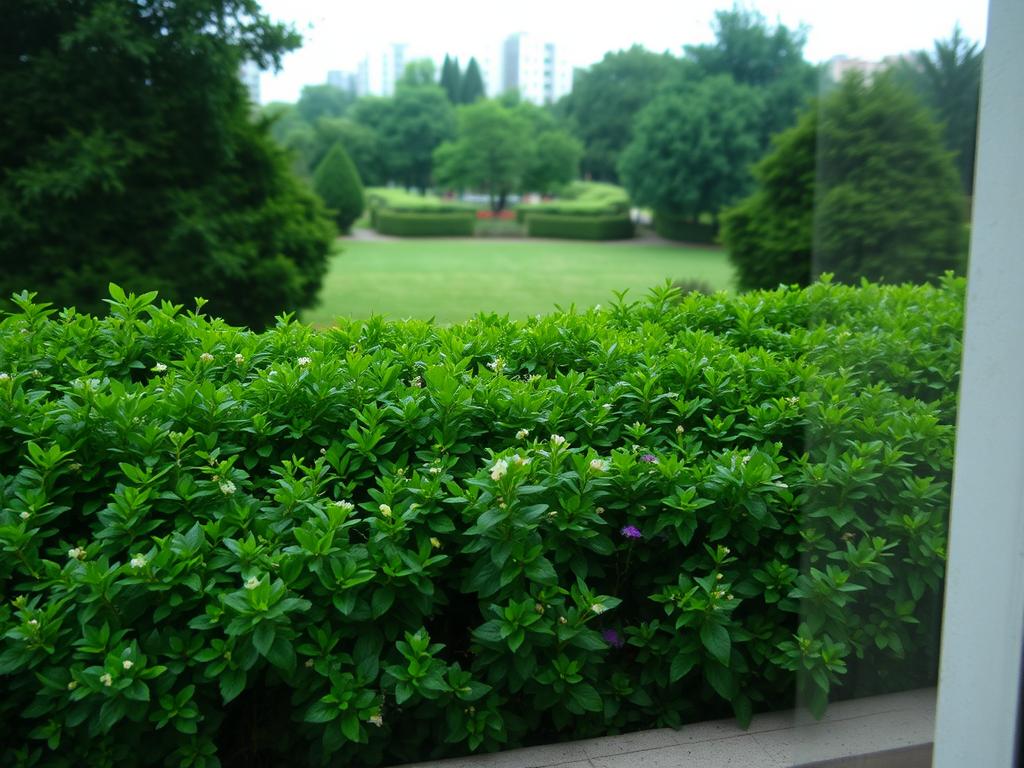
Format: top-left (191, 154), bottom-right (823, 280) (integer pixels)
top-left (256, 0), bottom-right (989, 104)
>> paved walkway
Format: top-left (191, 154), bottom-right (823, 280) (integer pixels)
top-left (397, 688), bottom-right (934, 768)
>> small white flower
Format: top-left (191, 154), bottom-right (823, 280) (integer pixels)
top-left (369, 712), bottom-right (384, 727)
top-left (152, 363), bottom-right (167, 373)
top-left (379, 504), bottom-right (392, 518)
top-left (27, 619), bottom-right (39, 628)
top-left (304, 658), bottom-right (315, 668)
top-left (547, 510), bottom-right (558, 518)
top-left (100, 673), bottom-right (113, 687)
top-left (601, 403), bottom-right (613, 410)
top-left (516, 428), bottom-right (530, 440)
top-left (68, 547), bottom-right (86, 561)
top-left (234, 353), bottom-right (245, 364)
top-left (19, 511), bottom-right (30, 521)
top-left (486, 357), bottom-right (504, 372)
top-left (742, 454), bottom-right (751, 465)
top-left (244, 576), bottom-right (260, 590)
top-left (430, 537), bottom-right (441, 549)
top-left (676, 425), bottom-right (685, 434)
top-left (428, 466), bottom-right (442, 475)
top-left (67, 680), bottom-right (78, 691)
top-left (199, 352), bottom-right (214, 363)
top-left (776, 482), bottom-right (789, 488)
top-left (219, 480), bottom-right (236, 495)
top-left (550, 434), bottom-right (566, 446)
top-left (122, 659), bottom-right (134, 670)
top-left (591, 603), bottom-right (606, 615)
top-left (716, 573), bottom-right (724, 581)
top-left (594, 304), bottom-right (601, 310)
top-left (0, 372), bottom-right (9, 381)
top-left (334, 500), bottom-right (355, 512)
top-left (511, 454), bottom-right (530, 466)
top-left (410, 376), bottom-right (423, 388)
top-left (558, 616), bottom-right (568, 625)
top-left (130, 554), bottom-right (147, 569)
top-left (297, 356), bottom-right (312, 367)
top-left (490, 459), bottom-right (508, 481)
top-left (589, 459), bottom-right (608, 473)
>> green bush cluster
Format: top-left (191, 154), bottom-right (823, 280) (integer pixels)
top-left (375, 211), bottom-right (476, 238)
top-left (526, 214), bottom-right (635, 241)
top-left (0, 277), bottom-right (962, 766)
top-left (653, 214), bottom-right (718, 244)
top-left (517, 182), bottom-right (631, 223)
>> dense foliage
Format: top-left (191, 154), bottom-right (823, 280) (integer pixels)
top-left (517, 182), bottom-right (630, 221)
top-left (434, 100), bottom-right (582, 211)
top-left (375, 211), bottom-right (476, 237)
top-left (526, 215), bottom-right (634, 241)
top-left (0, 276), bottom-right (961, 766)
top-left (891, 26), bottom-right (983, 196)
top-left (558, 46), bottom-right (680, 182)
top-left (619, 75), bottom-right (763, 224)
top-left (723, 73), bottom-right (965, 290)
top-left (313, 145), bottom-right (365, 233)
top-left (1, 0), bottom-right (335, 330)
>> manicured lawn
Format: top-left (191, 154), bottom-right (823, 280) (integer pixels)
top-left (304, 236), bottom-right (735, 326)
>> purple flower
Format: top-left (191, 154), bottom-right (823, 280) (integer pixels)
top-left (639, 453), bottom-right (658, 464)
top-left (602, 629), bottom-right (625, 649)
top-left (620, 525), bottom-right (642, 540)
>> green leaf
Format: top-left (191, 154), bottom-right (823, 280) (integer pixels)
top-left (252, 622), bottom-right (276, 657)
top-left (700, 622), bottom-right (731, 666)
top-left (569, 683), bottom-right (603, 712)
top-left (372, 588), bottom-right (395, 618)
top-left (219, 669), bottom-right (246, 703)
top-left (340, 711), bottom-right (361, 743)
top-left (670, 652), bottom-right (697, 682)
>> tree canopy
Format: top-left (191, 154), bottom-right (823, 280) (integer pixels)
top-left (1, 0), bottom-right (335, 328)
top-left (893, 25), bottom-right (982, 194)
top-left (460, 58), bottom-right (486, 104)
top-left (440, 55), bottom-right (462, 103)
top-left (297, 84), bottom-right (354, 124)
top-left (399, 59), bottom-right (437, 88)
top-left (722, 73), bottom-right (965, 289)
top-left (560, 46), bottom-right (679, 182)
top-left (313, 143), bottom-right (364, 233)
top-left (619, 75), bottom-right (763, 222)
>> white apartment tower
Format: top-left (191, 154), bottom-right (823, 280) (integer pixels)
top-left (239, 60), bottom-right (261, 105)
top-left (356, 44), bottom-right (408, 97)
top-left (501, 33), bottom-right (571, 105)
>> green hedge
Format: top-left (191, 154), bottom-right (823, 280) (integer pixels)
top-left (653, 213), bottom-right (718, 244)
top-left (527, 213), bottom-right (635, 240)
top-left (517, 182), bottom-right (631, 223)
top-left (0, 277), bottom-right (962, 766)
top-left (376, 210), bottom-right (475, 237)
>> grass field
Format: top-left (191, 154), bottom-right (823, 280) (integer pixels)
top-left (304, 236), bottom-right (734, 326)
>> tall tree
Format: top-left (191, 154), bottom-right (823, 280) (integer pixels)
top-left (684, 6), bottom-right (817, 148)
top-left (894, 26), bottom-right (982, 194)
top-left (562, 46), bottom-right (679, 182)
top-left (399, 58), bottom-right (437, 88)
top-left (434, 101), bottom-right (530, 211)
top-left (619, 75), bottom-right (763, 222)
top-left (0, 0), bottom-right (335, 329)
top-left (297, 83), bottom-right (354, 123)
top-left (440, 55), bottom-right (462, 103)
top-left (460, 58), bottom-right (486, 104)
top-left (313, 143), bottom-right (364, 233)
top-left (722, 73), bottom-right (964, 289)
top-left (380, 86), bottom-right (455, 190)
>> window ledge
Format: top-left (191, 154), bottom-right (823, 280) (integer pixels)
top-left (397, 688), bottom-right (935, 768)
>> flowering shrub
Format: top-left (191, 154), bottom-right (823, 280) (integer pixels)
top-left (0, 277), bottom-right (962, 766)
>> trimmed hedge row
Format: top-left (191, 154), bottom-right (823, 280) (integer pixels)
top-left (0, 277), bottom-right (962, 766)
top-left (653, 213), bottom-right (718, 244)
top-left (375, 210), bottom-right (476, 237)
top-left (526, 213), bottom-right (635, 241)
top-left (517, 182), bottom-right (631, 224)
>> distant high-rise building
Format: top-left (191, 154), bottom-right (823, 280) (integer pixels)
top-left (327, 70), bottom-right (357, 95)
top-left (826, 54), bottom-right (909, 82)
top-left (239, 60), bottom-right (260, 105)
top-left (501, 33), bottom-right (571, 105)
top-left (356, 44), bottom-right (408, 97)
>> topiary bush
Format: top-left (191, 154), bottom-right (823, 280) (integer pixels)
top-left (375, 211), bottom-right (475, 237)
top-left (722, 72), bottom-right (965, 290)
top-left (313, 143), bottom-right (365, 233)
top-left (526, 214), bottom-right (635, 241)
top-left (0, 277), bottom-right (962, 766)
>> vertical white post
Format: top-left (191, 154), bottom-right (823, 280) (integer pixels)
top-left (933, 0), bottom-right (1024, 765)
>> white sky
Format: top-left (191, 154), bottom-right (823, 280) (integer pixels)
top-left (256, 0), bottom-right (989, 104)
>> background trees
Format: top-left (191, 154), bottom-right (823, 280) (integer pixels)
top-left (893, 26), bottom-right (983, 195)
top-left (722, 73), bottom-right (965, 289)
top-left (619, 75), bottom-right (762, 224)
top-left (313, 143), bottom-right (365, 232)
top-left (1, 0), bottom-right (335, 328)
top-left (559, 46), bottom-right (679, 182)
